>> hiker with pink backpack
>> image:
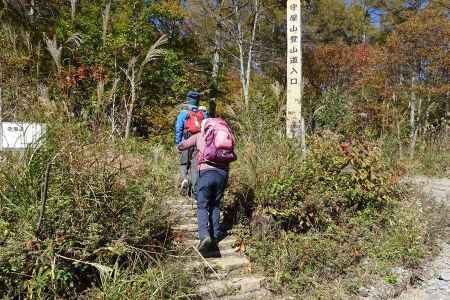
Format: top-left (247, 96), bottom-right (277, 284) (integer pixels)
top-left (177, 117), bottom-right (237, 254)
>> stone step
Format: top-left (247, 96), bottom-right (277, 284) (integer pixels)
top-left (170, 204), bottom-right (197, 211)
top-left (173, 223), bottom-right (198, 232)
top-left (189, 261), bottom-right (248, 281)
top-left (205, 247), bottom-right (242, 258)
top-left (173, 231), bottom-right (196, 242)
top-left (430, 190), bottom-right (450, 200)
top-left (206, 256), bottom-right (250, 273)
top-left (170, 216), bottom-right (198, 226)
top-left (166, 198), bottom-right (196, 206)
top-left (184, 246), bottom-right (242, 259)
top-left (171, 208), bottom-right (197, 218)
top-left (216, 288), bottom-right (272, 300)
top-left (198, 276), bottom-right (265, 298)
top-left (217, 236), bottom-right (239, 250)
top-left (431, 183), bottom-right (450, 191)
top-left (430, 179), bottom-right (450, 185)
top-left (183, 236), bottom-right (238, 250)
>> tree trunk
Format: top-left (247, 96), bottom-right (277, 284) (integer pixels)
top-left (234, 0), bottom-right (259, 108)
top-left (210, 22), bottom-right (221, 117)
top-left (111, 93), bottom-right (116, 138)
top-left (235, 2), bottom-right (247, 106)
top-left (445, 91), bottom-right (449, 137)
top-left (125, 111), bottom-right (132, 139)
top-left (0, 71), bottom-right (2, 124)
top-left (393, 93), bottom-right (403, 159)
top-left (409, 83), bottom-right (417, 159)
top-left (125, 83), bottom-right (135, 139)
top-left (244, 0), bottom-right (259, 107)
top-left (102, 1), bottom-right (111, 46)
top-left (70, 0), bottom-right (77, 20)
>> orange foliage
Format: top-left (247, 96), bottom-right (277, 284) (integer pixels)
top-left (304, 42), bottom-right (383, 94)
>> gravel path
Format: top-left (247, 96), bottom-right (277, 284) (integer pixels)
top-left (395, 177), bottom-right (450, 300)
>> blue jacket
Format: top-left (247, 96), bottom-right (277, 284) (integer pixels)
top-left (175, 106), bottom-right (208, 145)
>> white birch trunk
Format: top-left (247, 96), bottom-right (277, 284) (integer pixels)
top-left (234, 0), bottom-right (259, 108)
top-left (244, 0), bottom-right (259, 107)
top-left (210, 24), bottom-right (221, 117)
top-left (409, 78), bottom-right (417, 159)
top-left (70, 0), bottom-right (77, 20)
top-left (124, 64), bottom-right (136, 139)
top-left (102, 1), bottom-right (111, 45)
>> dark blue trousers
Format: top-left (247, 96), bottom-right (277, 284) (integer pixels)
top-left (196, 168), bottom-right (228, 240)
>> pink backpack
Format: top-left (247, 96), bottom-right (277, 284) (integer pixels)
top-left (201, 118), bottom-right (237, 165)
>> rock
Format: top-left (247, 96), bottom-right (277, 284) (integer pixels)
top-left (358, 287), bottom-right (370, 297)
top-left (207, 256), bottom-right (250, 273)
top-left (438, 271), bottom-right (450, 282)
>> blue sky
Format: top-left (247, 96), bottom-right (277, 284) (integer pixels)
top-left (344, 0), bottom-right (383, 27)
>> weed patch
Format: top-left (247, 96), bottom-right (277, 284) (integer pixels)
top-left (229, 125), bottom-right (442, 298)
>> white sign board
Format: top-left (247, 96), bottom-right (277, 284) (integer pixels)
top-left (286, 0), bottom-right (304, 143)
top-left (1, 122), bottom-right (46, 150)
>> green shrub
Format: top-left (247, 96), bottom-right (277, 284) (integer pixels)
top-left (261, 131), bottom-right (398, 232)
top-left (313, 88), bottom-right (353, 134)
top-left (229, 115), bottom-right (434, 297)
top-left (0, 125), bottom-right (180, 298)
top-left (247, 192), bottom-right (430, 296)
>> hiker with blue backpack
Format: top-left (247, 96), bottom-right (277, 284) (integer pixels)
top-left (177, 118), bottom-right (237, 253)
top-left (175, 91), bottom-right (208, 197)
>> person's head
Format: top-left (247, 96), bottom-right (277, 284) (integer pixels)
top-left (186, 91), bottom-right (200, 107)
top-left (198, 105), bottom-right (207, 112)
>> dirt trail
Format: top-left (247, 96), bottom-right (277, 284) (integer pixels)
top-left (395, 177), bottom-right (450, 300)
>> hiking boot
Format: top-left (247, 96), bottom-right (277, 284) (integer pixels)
top-left (180, 179), bottom-right (189, 196)
top-left (197, 236), bottom-right (212, 254)
top-left (202, 241), bottom-right (221, 258)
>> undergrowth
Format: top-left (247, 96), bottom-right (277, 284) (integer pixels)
top-left (224, 107), bottom-right (445, 299)
top-left (0, 123), bottom-right (189, 299)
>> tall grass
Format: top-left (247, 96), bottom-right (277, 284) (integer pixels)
top-left (225, 107), bottom-right (446, 298)
top-left (0, 123), bottom-right (188, 299)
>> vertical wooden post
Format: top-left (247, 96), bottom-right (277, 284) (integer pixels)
top-left (0, 70), bottom-right (3, 151)
top-left (286, 0), bottom-right (306, 151)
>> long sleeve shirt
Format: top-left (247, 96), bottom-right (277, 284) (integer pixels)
top-left (177, 133), bottom-right (228, 172)
top-left (175, 110), bottom-right (189, 146)
top-left (175, 108), bottom-right (209, 145)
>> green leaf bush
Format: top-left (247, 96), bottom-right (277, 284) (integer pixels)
top-left (0, 126), bottom-right (176, 298)
top-left (263, 131), bottom-right (398, 232)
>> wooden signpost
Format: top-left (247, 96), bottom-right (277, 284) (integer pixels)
top-left (286, 0), bottom-right (306, 151)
